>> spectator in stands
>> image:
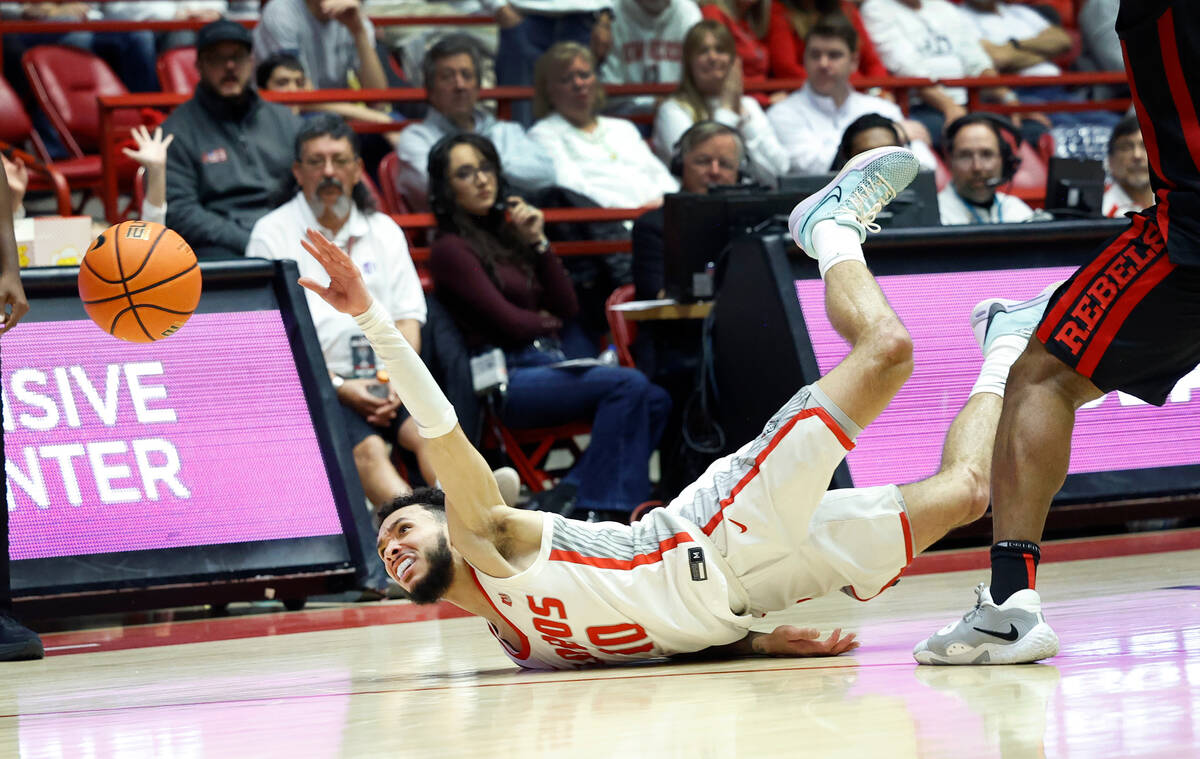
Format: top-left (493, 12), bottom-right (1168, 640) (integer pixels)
top-left (99, 1), bottom-right (228, 54)
top-left (767, 0), bottom-right (890, 83)
top-left (5, 125), bottom-right (171, 226)
top-left (960, 0), bottom-right (1071, 79)
top-left (392, 34), bottom-right (555, 211)
top-left (960, 0), bottom-right (1107, 129)
top-left (860, 0), bottom-right (1022, 147)
top-left (163, 19), bottom-right (301, 258)
top-left (254, 0), bottom-right (387, 93)
top-left (254, 52), bottom-right (406, 143)
top-left (652, 20), bottom-right (787, 186)
top-left (599, 0), bottom-right (702, 115)
top-left (938, 113), bottom-right (1034, 225)
top-left (1102, 114), bottom-right (1151, 218)
top-left (1078, 0), bottom-right (1121, 73)
top-left (529, 42), bottom-right (678, 209)
top-left (492, 0), bottom-right (615, 126)
top-left (697, 0), bottom-right (771, 103)
top-left (766, 15), bottom-right (937, 175)
top-left (634, 120), bottom-right (742, 300)
top-left (427, 132), bottom-right (671, 523)
top-left (828, 112), bottom-right (907, 171)
top-left (248, 114), bottom-right (434, 509)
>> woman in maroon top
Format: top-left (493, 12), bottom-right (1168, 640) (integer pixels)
top-left (426, 134), bottom-right (671, 523)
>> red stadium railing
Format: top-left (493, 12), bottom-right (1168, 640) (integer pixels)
top-left (91, 71), bottom-right (1131, 224)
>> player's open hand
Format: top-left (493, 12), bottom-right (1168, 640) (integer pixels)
top-left (121, 125), bottom-right (173, 170)
top-left (299, 228), bottom-right (372, 316)
top-left (754, 625), bottom-right (859, 658)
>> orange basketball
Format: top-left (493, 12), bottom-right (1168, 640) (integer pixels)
top-left (78, 221), bottom-right (202, 343)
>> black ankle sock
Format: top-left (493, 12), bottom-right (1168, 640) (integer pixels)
top-left (989, 540), bottom-right (1042, 605)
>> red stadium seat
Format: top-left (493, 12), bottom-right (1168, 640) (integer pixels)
top-left (156, 47), bottom-right (199, 95)
top-left (481, 412), bottom-right (592, 493)
top-left (376, 151), bottom-right (410, 215)
top-left (604, 284), bottom-right (638, 369)
top-left (21, 45), bottom-right (142, 214)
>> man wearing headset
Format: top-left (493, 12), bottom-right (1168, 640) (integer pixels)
top-left (937, 114), bottom-right (1035, 225)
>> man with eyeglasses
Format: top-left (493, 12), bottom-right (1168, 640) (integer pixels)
top-left (1103, 115), bottom-right (1152, 218)
top-left (392, 34), bottom-right (555, 212)
top-left (163, 19), bottom-right (302, 258)
top-left (248, 114), bottom-right (433, 528)
top-left (937, 116), bottom-right (1034, 225)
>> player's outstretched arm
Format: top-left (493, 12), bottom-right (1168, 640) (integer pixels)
top-left (298, 229), bottom-right (507, 535)
top-left (672, 626), bottom-right (860, 662)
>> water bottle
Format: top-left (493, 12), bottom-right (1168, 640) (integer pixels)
top-left (598, 344), bottom-right (619, 366)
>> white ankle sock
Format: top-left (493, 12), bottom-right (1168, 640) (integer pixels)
top-left (811, 219), bottom-right (866, 277)
top-left (969, 335), bottom-right (1027, 398)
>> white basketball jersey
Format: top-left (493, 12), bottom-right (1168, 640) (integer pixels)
top-left (470, 511), bottom-right (755, 670)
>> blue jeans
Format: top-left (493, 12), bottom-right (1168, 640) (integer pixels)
top-left (496, 12), bottom-right (595, 126)
top-left (501, 363), bottom-right (671, 512)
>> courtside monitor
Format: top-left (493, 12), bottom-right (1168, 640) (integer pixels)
top-left (5, 260), bottom-right (366, 604)
top-left (711, 220), bottom-right (1200, 507)
top-left (1044, 157), bottom-right (1106, 220)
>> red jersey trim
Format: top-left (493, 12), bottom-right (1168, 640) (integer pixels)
top-left (548, 531), bottom-right (694, 569)
top-left (702, 406), bottom-right (855, 537)
top-left (467, 565), bottom-right (532, 661)
top-left (1157, 10), bottom-right (1200, 178)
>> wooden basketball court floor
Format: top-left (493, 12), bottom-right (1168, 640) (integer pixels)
top-left (5, 533), bottom-right (1200, 758)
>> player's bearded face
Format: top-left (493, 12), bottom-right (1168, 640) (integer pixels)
top-left (406, 533), bottom-right (454, 605)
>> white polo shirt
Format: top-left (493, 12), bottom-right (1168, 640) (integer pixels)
top-left (938, 185), bottom-right (1035, 225)
top-left (247, 192), bottom-right (426, 376)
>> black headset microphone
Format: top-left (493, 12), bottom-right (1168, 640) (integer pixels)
top-left (944, 113), bottom-right (1024, 188)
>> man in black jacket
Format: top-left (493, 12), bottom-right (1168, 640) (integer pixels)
top-left (163, 20), bottom-right (302, 258)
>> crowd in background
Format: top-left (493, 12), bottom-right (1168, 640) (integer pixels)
top-left (1, 0), bottom-right (1149, 528)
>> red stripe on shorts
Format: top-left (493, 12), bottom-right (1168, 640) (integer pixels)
top-left (1076, 252), bottom-right (1175, 376)
top-left (1038, 218), bottom-right (1145, 343)
top-left (700, 406), bottom-right (855, 537)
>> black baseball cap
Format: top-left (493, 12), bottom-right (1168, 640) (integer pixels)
top-left (195, 19), bottom-right (252, 54)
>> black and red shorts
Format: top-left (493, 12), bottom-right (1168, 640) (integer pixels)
top-left (1036, 210), bottom-right (1200, 406)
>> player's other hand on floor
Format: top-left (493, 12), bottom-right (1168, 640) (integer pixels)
top-left (755, 625), bottom-right (859, 657)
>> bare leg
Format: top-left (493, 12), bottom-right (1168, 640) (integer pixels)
top-left (813, 260), bottom-right (914, 430)
top-left (901, 392), bottom-right (1001, 554)
top-left (353, 434), bottom-right (412, 509)
top-left (991, 340), bottom-right (1104, 542)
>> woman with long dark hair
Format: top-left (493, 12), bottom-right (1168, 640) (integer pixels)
top-left (426, 133), bottom-right (671, 523)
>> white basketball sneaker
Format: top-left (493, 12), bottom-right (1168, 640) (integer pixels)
top-left (788, 146), bottom-right (920, 257)
top-left (970, 281), bottom-right (1063, 353)
top-left (913, 583), bottom-right (1060, 665)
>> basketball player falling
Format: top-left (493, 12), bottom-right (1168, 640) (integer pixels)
top-left (299, 146), bottom-right (1036, 669)
top-left (914, 0), bottom-right (1200, 665)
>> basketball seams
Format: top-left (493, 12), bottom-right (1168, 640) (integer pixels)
top-left (112, 221), bottom-right (155, 341)
top-left (79, 221), bottom-right (200, 342)
top-left (80, 262), bottom-right (201, 305)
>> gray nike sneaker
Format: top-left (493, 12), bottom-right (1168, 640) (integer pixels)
top-left (788, 146), bottom-right (920, 257)
top-left (970, 281), bottom-right (1063, 353)
top-left (913, 583), bottom-right (1060, 665)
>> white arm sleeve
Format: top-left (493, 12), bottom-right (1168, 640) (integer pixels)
top-left (353, 299), bottom-right (457, 439)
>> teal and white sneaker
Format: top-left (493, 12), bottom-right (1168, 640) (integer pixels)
top-left (913, 583), bottom-right (1060, 665)
top-left (788, 146), bottom-right (920, 257)
top-left (971, 282), bottom-right (1063, 353)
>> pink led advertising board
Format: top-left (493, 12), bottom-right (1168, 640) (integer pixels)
top-left (795, 267), bottom-right (1200, 489)
top-left (4, 311), bottom-right (344, 561)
